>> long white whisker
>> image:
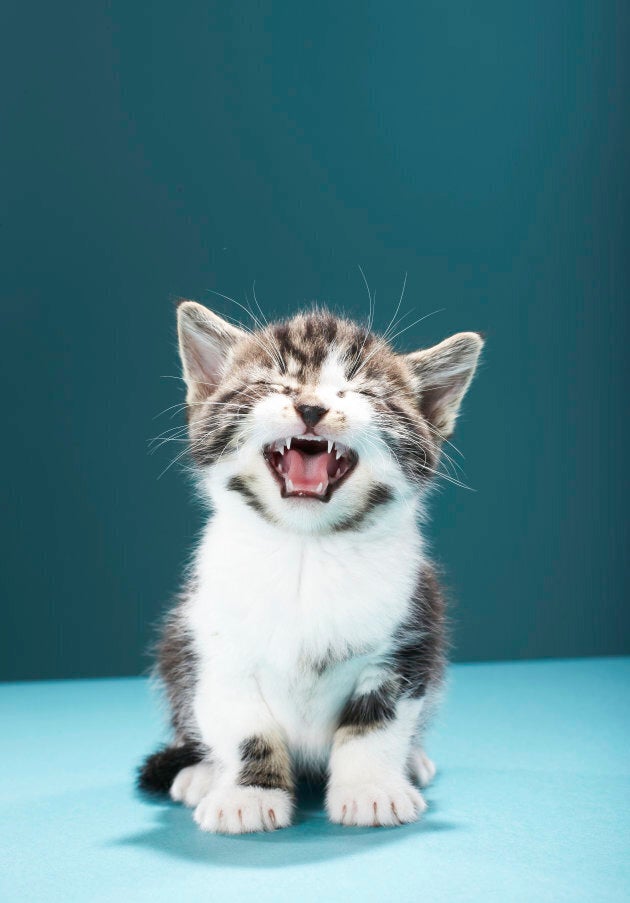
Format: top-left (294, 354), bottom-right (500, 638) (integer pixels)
top-left (205, 289), bottom-right (285, 371)
top-left (350, 308), bottom-right (445, 383)
top-left (380, 271), bottom-right (408, 344)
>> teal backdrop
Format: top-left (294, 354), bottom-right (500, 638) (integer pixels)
top-left (2, 2), bottom-right (628, 680)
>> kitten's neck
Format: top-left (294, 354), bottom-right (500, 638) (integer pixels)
top-left (203, 489), bottom-right (424, 551)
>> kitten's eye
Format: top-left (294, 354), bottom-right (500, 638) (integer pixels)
top-left (271, 384), bottom-right (292, 394)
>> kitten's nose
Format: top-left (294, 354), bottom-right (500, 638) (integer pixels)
top-left (295, 403), bottom-right (328, 428)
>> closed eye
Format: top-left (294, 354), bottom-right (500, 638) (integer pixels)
top-left (247, 380), bottom-right (291, 394)
top-left (342, 387), bottom-right (377, 399)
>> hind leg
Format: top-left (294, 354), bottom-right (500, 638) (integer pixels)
top-left (409, 747), bottom-right (437, 788)
top-left (170, 762), bottom-right (217, 807)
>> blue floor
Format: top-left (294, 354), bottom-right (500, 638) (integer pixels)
top-left (2, 658), bottom-right (629, 902)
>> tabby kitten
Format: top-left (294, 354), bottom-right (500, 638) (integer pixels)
top-left (139, 300), bottom-right (483, 833)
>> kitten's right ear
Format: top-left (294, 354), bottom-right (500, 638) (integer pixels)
top-left (177, 301), bottom-right (246, 403)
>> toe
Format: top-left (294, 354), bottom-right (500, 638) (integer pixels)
top-left (327, 780), bottom-right (426, 828)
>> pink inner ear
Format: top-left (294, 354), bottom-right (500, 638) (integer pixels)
top-left (409, 333), bottom-right (483, 434)
top-left (180, 328), bottom-right (226, 396)
top-left (420, 378), bottom-right (460, 424)
top-left (178, 301), bottom-right (248, 400)
top-left (190, 342), bottom-right (221, 387)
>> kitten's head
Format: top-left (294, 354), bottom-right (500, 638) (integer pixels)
top-left (176, 301), bottom-right (483, 534)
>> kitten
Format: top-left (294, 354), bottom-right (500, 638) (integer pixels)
top-left (138, 300), bottom-right (483, 833)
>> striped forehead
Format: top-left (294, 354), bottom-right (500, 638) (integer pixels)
top-left (269, 314), bottom-right (363, 382)
top-left (232, 312), bottom-right (405, 388)
top-left (282, 345), bottom-right (345, 379)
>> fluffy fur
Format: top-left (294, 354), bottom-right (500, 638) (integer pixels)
top-left (139, 302), bottom-right (483, 833)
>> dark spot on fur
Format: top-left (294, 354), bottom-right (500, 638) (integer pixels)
top-left (238, 736), bottom-right (293, 792)
top-left (391, 564), bottom-right (448, 698)
top-left (227, 475), bottom-right (275, 522)
top-left (273, 325), bottom-right (311, 366)
top-left (337, 678), bottom-right (399, 733)
top-left (333, 483), bottom-right (394, 532)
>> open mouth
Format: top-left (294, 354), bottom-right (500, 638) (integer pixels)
top-left (263, 436), bottom-right (358, 501)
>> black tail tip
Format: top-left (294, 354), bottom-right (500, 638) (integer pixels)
top-left (137, 743), bottom-right (204, 796)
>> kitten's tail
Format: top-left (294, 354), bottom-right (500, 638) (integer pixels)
top-left (137, 743), bottom-right (203, 796)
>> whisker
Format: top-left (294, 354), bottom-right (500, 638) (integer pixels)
top-left (228, 291), bottom-right (285, 372)
top-left (204, 289), bottom-right (285, 372)
top-left (380, 271), bottom-right (408, 344)
top-left (351, 308), bottom-right (446, 383)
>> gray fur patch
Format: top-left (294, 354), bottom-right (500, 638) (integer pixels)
top-left (238, 735), bottom-right (293, 792)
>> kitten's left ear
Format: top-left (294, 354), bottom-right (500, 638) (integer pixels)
top-left (406, 332), bottom-right (484, 438)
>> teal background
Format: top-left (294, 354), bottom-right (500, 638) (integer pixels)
top-left (1, 2), bottom-right (628, 680)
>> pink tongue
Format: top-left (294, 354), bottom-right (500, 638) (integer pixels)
top-left (283, 449), bottom-right (333, 492)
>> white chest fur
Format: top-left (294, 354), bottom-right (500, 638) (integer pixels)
top-left (186, 499), bottom-right (423, 764)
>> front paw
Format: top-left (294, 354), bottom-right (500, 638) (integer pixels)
top-left (194, 785), bottom-right (294, 834)
top-left (326, 777), bottom-right (426, 827)
top-left (170, 762), bottom-right (216, 807)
